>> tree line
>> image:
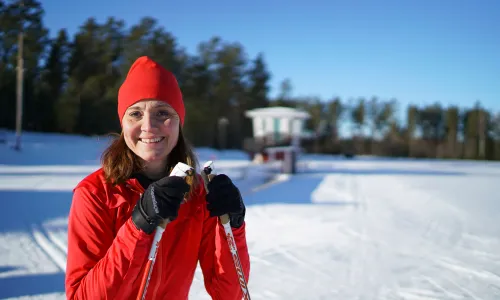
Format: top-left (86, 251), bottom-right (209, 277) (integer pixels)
top-left (291, 96), bottom-right (500, 161)
top-left (1, 0), bottom-right (499, 160)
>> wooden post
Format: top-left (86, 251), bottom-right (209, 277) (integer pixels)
top-left (14, 0), bottom-right (24, 151)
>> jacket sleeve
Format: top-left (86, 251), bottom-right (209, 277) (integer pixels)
top-left (65, 184), bottom-right (154, 299)
top-left (198, 196), bottom-right (251, 300)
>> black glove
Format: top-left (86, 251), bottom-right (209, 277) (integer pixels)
top-left (206, 174), bottom-right (246, 228)
top-left (132, 176), bottom-right (190, 234)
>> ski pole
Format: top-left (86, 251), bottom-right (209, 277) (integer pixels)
top-left (136, 162), bottom-right (194, 300)
top-left (201, 161), bottom-right (251, 300)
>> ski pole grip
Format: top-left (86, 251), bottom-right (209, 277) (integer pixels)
top-left (201, 160), bottom-right (215, 192)
top-left (201, 161), bottom-right (231, 225)
top-left (158, 162), bottom-right (194, 229)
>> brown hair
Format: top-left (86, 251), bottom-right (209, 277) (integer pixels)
top-left (101, 126), bottom-right (200, 195)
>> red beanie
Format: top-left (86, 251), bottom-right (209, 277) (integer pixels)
top-left (118, 56), bottom-right (185, 126)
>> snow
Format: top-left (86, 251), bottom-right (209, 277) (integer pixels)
top-left (0, 132), bottom-right (499, 299)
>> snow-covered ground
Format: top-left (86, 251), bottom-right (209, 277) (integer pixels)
top-left (0, 132), bottom-right (499, 299)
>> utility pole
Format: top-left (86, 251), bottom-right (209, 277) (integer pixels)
top-left (14, 0), bottom-right (24, 151)
top-left (478, 105), bottom-right (486, 159)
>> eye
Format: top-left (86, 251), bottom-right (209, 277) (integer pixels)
top-left (128, 111), bottom-right (142, 118)
top-left (157, 110), bottom-right (171, 117)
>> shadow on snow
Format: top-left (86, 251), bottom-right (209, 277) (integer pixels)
top-left (0, 271), bottom-right (65, 299)
top-left (244, 174), bottom-right (359, 206)
top-left (0, 190), bottom-right (73, 233)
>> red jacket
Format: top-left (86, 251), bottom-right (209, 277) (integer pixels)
top-left (65, 168), bottom-right (250, 299)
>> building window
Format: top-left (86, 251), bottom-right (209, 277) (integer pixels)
top-left (274, 118), bottom-right (280, 142)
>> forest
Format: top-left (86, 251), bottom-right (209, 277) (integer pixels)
top-left (1, 0), bottom-right (499, 160)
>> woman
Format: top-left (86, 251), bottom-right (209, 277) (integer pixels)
top-left (65, 56), bottom-right (250, 299)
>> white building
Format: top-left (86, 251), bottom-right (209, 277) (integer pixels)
top-left (244, 106), bottom-right (311, 145)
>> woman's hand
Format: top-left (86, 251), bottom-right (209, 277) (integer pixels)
top-left (132, 176), bottom-right (190, 234)
top-left (206, 174), bottom-right (246, 228)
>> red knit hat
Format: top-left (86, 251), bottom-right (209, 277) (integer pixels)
top-left (117, 56), bottom-right (185, 126)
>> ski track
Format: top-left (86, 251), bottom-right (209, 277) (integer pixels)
top-left (31, 225), bottom-right (67, 272)
top-left (46, 231), bottom-right (68, 255)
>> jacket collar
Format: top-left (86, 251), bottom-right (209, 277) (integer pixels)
top-left (125, 176), bottom-right (146, 195)
top-left (133, 173), bottom-right (155, 189)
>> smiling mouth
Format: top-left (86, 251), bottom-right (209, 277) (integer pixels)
top-left (139, 137), bottom-right (165, 144)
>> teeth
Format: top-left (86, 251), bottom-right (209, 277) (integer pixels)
top-left (141, 137), bottom-right (164, 143)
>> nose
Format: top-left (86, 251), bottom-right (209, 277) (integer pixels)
top-left (140, 112), bottom-right (156, 132)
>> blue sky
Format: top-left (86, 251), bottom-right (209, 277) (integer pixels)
top-left (42, 0), bottom-right (499, 122)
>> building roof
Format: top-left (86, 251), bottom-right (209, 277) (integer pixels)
top-left (245, 106), bottom-right (310, 119)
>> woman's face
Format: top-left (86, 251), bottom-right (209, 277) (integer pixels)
top-left (122, 99), bottom-right (180, 167)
